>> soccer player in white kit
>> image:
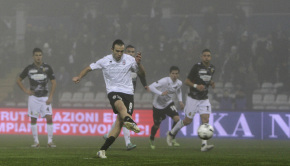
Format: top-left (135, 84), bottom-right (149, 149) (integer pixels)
top-left (103, 45), bottom-right (148, 150)
top-left (72, 39), bottom-right (145, 158)
top-left (167, 49), bottom-right (216, 152)
top-left (17, 48), bottom-right (56, 148)
top-left (148, 66), bottom-right (184, 149)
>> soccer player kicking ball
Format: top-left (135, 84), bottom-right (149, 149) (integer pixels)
top-left (148, 66), bottom-right (184, 149)
top-left (73, 39), bottom-right (144, 158)
top-left (167, 49), bottom-right (216, 152)
top-left (17, 48), bottom-right (56, 148)
top-left (103, 45), bottom-right (148, 151)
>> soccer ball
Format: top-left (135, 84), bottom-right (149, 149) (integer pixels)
top-left (197, 123), bottom-right (214, 140)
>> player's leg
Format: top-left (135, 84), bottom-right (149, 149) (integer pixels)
top-left (166, 104), bottom-right (181, 146)
top-left (167, 97), bottom-right (196, 145)
top-left (40, 98), bottom-right (55, 148)
top-left (171, 115), bottom-right (181, 146)
top-left (104, 121), bottom-right (116, 140)
top-left (199, 99), bottom-right (214, 152)
top-left (28, 96), bottom-right (40, 147)
top-left (97, 115), bottom-right (123, 158)
top-left (149, 107), bottom-right (164, 149)
top-left (200, 113), bottom-right (213, 151)
top-left (167, 116), bottom-right (193, 146)
top-left (114, 100), bottom-right (139, 132)
top-left (45, 115), bottom-right (55, 148)
top-left (123, 127), bottom-right (136, 150)
top-left (30, 117), bottom-right (39, 147)
top-left (149, 124), bottom-right (159, 149)
top-left (109, 93), bottom-right (139, 133)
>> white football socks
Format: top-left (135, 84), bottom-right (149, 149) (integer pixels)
top-left (171, 120), bottom-right (184, 135)
top-left (123, 127), bottom-right (131, 146)
top-left (31, 124), bottom-right (39, 143)
top-left (47, 124), bottom-right (53, 143)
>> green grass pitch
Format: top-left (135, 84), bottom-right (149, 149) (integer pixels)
top-left (0, 135), bottom-right (289, 166)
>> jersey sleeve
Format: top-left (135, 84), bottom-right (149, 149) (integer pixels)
top-left (130, 56), bottom-right (139, 73)
top-left (211, 65), bottom-right (216, 76)
top-left (187, 64), bottom-right (198, 81)
top-left (19, 66), bottom-right (29, 79)
top-left (47, 65), bottom-right (56, 80)
top-left (148, 78), bottom-right (167, 96)
top-left (90, 58), bottom-right (105, 70)
top-left (176, 81), bottom-right (183, 102)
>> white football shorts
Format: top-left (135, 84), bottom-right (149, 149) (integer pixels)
top-left (184, 96), bottom-right (212, 119)
top-left (28, 95), bottom-right (53, 118)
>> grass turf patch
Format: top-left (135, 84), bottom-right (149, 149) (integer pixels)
top-left (0, 135), bottom-right (289, 166)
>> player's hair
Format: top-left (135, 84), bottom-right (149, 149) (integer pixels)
top-left (32, 48), bottom-right (42, 54)
top-left (170, 66), bottom-right (180, 73)
top-left (125, 45), bottom-right (135, 49)
top-left (202, 49), bottom-right (211, 54)
top-left (112, 39), bottom-right (125, 49)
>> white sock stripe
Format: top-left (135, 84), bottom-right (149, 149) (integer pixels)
top-left (181, 120), bottom-right (184, 127)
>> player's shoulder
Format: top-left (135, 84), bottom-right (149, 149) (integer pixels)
top-left (97, 54), bottom-right (112, 63)
top-left (155, 77), bottom-right (167, 84)
top-left (43, 62), bottom-right (52, 68)
top-left (103, 54), bottom-right (112, 60)
top-left (210, 64), bottom-right (215, 68)
top-left (23, 63), bottom-right (35, 70)
top-left (162, 77), bottom-right (170, 82)
top-left (25, 63), bottom-right (34, 68)
top-left (190, 63), bottom-right (200, 70)
top-left (177, 79), bottom-right (183, 86)
top-left (196, 62), bottom-right (202, 66)
top-left (124, 53), bottom-right (135, 61)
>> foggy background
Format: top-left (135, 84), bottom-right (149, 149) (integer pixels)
top-left (0, 0), bottom-right (289, 111)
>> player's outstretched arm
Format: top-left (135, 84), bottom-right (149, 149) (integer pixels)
top-left (72, 66), bottom-right (92, 84)
top-left (137, 66), bottom-right (148, 89)
top-left (135, 52), bottom-right (145, 77)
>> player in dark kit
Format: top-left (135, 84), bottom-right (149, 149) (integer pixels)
top-left (167, 49), bottom-right (216, 152)
top-left (17, 48), bottom-right (56, 148)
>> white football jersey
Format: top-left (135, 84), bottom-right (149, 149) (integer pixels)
top-left (149, 77), bottom-right (182, 109)
top-left (90, 54), bottom-right (138, 95)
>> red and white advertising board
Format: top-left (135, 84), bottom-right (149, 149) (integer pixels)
top-left (0, 108), bottom-right (157, 137)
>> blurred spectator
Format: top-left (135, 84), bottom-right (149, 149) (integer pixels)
top-left (220, 46), bottom-right (240, 82)
top-left (244, 65), bottom-right (259, 109)
top-left (203, 6), bottom-right (219, 33)
top-left (56, 66), bottom-right (70, 92)
top-left (219, 90), bottom-right (233, 110)
top-left (263, 35), bottom-right (277, 82)
top-left (232, 66), bottom-right (247, 89)
top-left (232, 5), bottom-right (246, 34)
top-left (272, 25), bottom-right (289, 68)
top-left (237, 31), bottom-right (252, 65)
top-left (179, 25), bottom-right (201, 51)
top-left (235, 85), bottom-right (247, 110)
top-left (203, 25), bottom-right (218, 52)
top-left (1, 0), bottom-right (290, 109)
top-left (222, 26), bottom-right (236, 54)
